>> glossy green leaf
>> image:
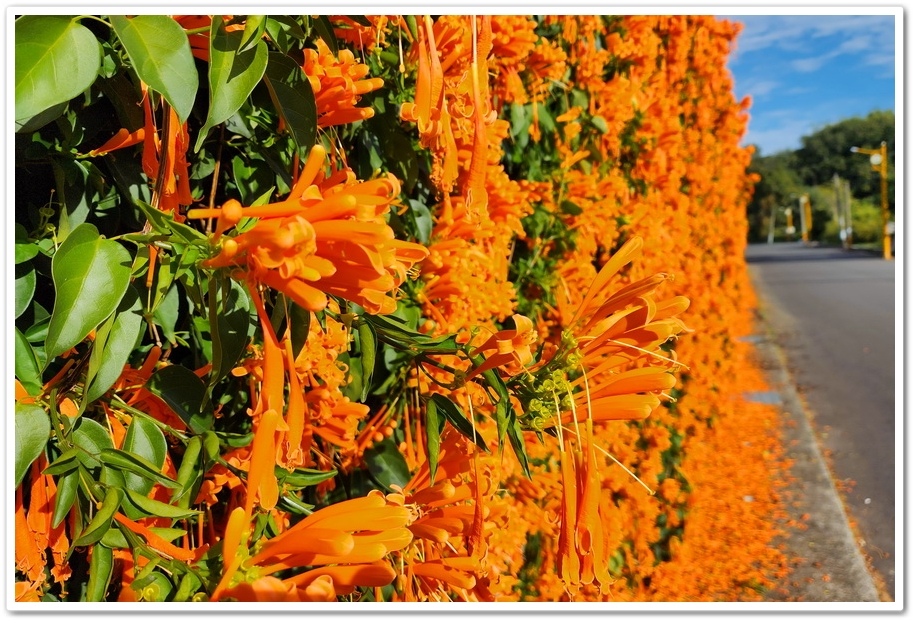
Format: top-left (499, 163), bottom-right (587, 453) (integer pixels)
top-left (15, 403), bottom-right (50, 487)
top-left (173, 570), bottom-right (204, 602)
top-left (43, 448), bottom-right (81, 476)
top-left (15, 101), bottom-right (68, 133)
top-left (134, 200), bottom-right (206, 244)
top-left (123, 488), bottom-right (199, 519)
top-left (86, 544), bottom-right (114, 601)
top-left (98, 448), bottom-right (179, 489)
top-left (110, 15), bottom-right (198, 122)
top-left (239, 15), bottom-right (267, 53)
top-left (171, 435), bottom-right (202, 505)
top-left (15, 224), bottom-right (40, 264)
top-left (14, 16), bottom-right (101, 121)
top-left (262, 52), bottom-right (317, 156)
top-left (363, 437), bottom-right (410, 490)
top-left (276, 466), bottom-right (337, 489)
top-left (364, 314), bottom-right (460, 354)
top-left (101, 526), bottom-right (186, 550)
top-left (15, 263), bottom-right (36, 319)
top-left (131, 571), bottom-right (174, 602)
top-left (312, 15), bottom-right (339, 57)
top-left (146, 365), bottom-right (215, 434)
top-left (84, 285), bottom-right (143, 404)
top-left (425, 398), bottom-right (443, 485)
top-left (209, 276), bottom-right (254, 392)
top-left (195, 19), bottom-right (268, 151)
top-left (121, 414), bottom-right (168, 495)
top-left (52, 469), bottom-right (80, 528)
top-left (357, 320), bottom-right (377, 402)
top-left (73, 486), bottom-right (123, 547)
top-left (430, 394), bottom-right (489, 453)
top-left (45, 223), bottom-right (131, 362)
top-left (278, 493), bottom-right (316, 516)
top-left (507, 410), bottom-right (531, 480)
top-left (72, 417), bottom-right (114, 471)
top-left (14, 328), bottom-right (43, 396)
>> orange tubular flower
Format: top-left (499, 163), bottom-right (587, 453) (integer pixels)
top-left (302, 38), bottom-right (384, 128)
top-left (212, 492), bottom-right (411, 602)
top-left (188, 144), bottom-right (428, 315)
top-left (87, 81), bottom-right (193, 215)
top-left (465, 314), bottom-right (536, 380)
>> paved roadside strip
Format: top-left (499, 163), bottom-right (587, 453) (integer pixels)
top-left (745, 316), bottom-right (880, 602)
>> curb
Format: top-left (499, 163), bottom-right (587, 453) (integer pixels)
top-left (745, 316), bottom-right (880, 602)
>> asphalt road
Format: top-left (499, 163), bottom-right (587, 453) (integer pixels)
top-left (745, 242), bottom-right (898, 600)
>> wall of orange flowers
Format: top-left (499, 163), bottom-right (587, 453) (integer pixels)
top-left (15, 14), bottom-right (791, 603)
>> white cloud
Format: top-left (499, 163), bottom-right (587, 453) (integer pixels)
top-left (727, 14), bottom-right (894, 70)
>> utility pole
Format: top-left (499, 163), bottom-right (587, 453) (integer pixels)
top-left (844, 179), bottom-right (854, 248)
top-left (799, 194), bottom-right (810, 243)
top-left (850, 141), bottom-right (891, 259)
top-left (833, 174), bottom-right (849, 249)
top-left (768, 204), bottom-right (777, 244)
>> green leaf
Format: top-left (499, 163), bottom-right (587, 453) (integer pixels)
top-left (73, 486), bottom-right (123, 547)
top-left (507, 411), bottom-right (531, 480)
top-left (43, 448), bottom-right (81, 476)
top-left (45, 223), bottom-right (132, 362)
top-left (264, 16), bottom-right (306, 54)
top-left (430, 394), bottom-right (489, 453)
top-left (123, 488), bottom-right (199, 519)
top-left (110, 15), bottom-right (198, 122)
top-left (72, 417), bottom-right (114, 471)
top-left (262, 51), bottom-right (317, 156)
top-left (15, 263), bottom-right (35, 320)
top-left (14, 328), bottom-right (43, 396)
top-left (276, 466), bottom-right (337, 489)
top-left (84, 285), bottom-right (143, 404)
top-left (135, 201), bottom-right (206, 243)
top-left (15, 403), bottom-right (50, 487)
top-left (98, 448), bottom-right (179, 489)
top-left (364, 314), bottom-right (460, 354)
top-left (196, 19), bottom-right (268, 152)
top-left (357, 320), bottom-right (377, 402)
top-left (239, 15), bottom-right (268, 53)
top-left (278, 493), bottom-right (316, 516)
top-left (101, 526), bottom-right (186, 550)
top-left (121, 415), bottom-right (168, 495)
top-left (209, 277), bottom-right (254, 392)
top-left (15, 224), bottom-right (40, 264)
top-left (86, 544), bottom-right (114, 601)
top-left (52, 469), bottom-right (80, 528)
top-left (363, 437), bottom-right (410, 490)
top-left (171, 436), bottom-right (202, 506)
top-left (407, 200), bottom-right (432, 244)
top-left (15, 101), bottom-right (68, 133)
top-left (425, 398), bottom-right (444, 485)
top-left (146, 365), bottom-right (215, 434)
top-left (312, 15), bottom-right (340, 57)
top-left (14, 16), bottom-right (101, 121)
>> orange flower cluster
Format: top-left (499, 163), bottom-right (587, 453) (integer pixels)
top-left (188, 143), bottom-right (428, 315)
top-left (302, 38), bottom-right (385, 128)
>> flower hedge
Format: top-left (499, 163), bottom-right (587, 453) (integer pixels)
top-left (14, 14), bottom-right (789, 603)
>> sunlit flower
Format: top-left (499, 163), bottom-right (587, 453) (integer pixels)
top-left (188, 144), bottom-right (428, 315)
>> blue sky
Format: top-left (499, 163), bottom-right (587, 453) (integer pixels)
top-left (721, 13), bottom-right (896, 156)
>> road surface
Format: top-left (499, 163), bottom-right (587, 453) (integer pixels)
top-left (745, 242), bottom-right (898, 600)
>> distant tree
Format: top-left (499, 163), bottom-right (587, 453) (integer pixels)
top-left (795, 110), bottom-right (894, 213)
top-left (745, 110), bottom-right (895, 244)
top-left (745, 148), bottom-right (804, 242)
